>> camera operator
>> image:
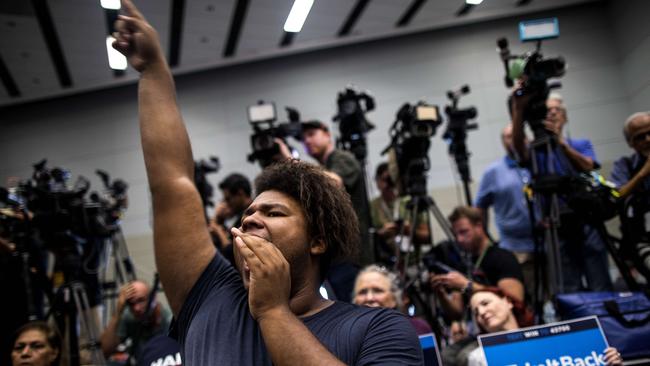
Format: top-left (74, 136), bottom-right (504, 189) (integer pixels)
top-left (611, 112), bottom-right (650, 197)
top-left (511, 90), bottom-right (613, 292)
top-left (208, 173), bottom-right (253, 265)
top-left (475, 123), bottom-right (536, 299)
top-left (100, 280), bottom-right (172, 361)
top-left (299, 120), bottom-right (374, 266)
top-left (430, 206), bottom-right (525, 320)
top-left (370, 162), bottom-right (431, 265)
top-left (111, 1), bottom-right (422, 364)
top-left (610, 111), bottom-right (650, 280)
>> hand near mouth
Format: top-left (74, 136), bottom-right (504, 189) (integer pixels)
top-left (231, 227), bottom-right (292, 321)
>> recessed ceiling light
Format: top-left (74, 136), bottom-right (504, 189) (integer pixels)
top-left (283, 0), bottom-right (314, 33)
top-left (100, 0), bottom-right (121, 10)
top-left (106, 36), bottom-right (127, 70)
top-left (466, 0), bottom-right (483, 4)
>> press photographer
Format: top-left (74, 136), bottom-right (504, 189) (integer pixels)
top-left (611, 111), bottom-right (650, 282)
top-left (301, 119), bottom-right (374, 267)
top-left (510, 80), bottom-right (613, 293)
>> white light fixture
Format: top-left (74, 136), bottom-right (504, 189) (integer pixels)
top-left (466, 0), bottom-right (483, 4)
top-left (100, 0), bottom-right (121, 10)
top-left (283, 0), bottom-right (314, 33)
top-left (106, 36), bottom-right (127, 70)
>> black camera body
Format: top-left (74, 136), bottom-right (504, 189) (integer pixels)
top-left (333, 86), bottom-right (375, 162)
top-left (247, 104), bottom-right (302, 168)
top-left (443, 85), bottom-right (479, 186)
top-left (193, 156), bottom-right (220, 212)
top-left (383, 102), bottom-right (442, 197)
top-left (498, 38), bottom-right (566, 138)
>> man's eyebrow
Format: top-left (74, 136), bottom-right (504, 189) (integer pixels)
top-left (243, 203), bottom-right (290, 217)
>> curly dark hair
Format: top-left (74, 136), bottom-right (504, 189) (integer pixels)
top-left (255, 160), bottom-right (359, 280)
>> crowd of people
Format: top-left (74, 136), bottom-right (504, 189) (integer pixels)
top-left (3, 0), bottom-right (649, 365)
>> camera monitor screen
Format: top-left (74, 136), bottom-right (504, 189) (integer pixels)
top-left (248, 103), bottom-right (276, 123)
top-left (416, 105), bottom-right (439, 122)
top-left (519, 18), bottom-right (559, 42)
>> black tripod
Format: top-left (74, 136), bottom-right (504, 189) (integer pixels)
top-left (390, 169), bottom-right (466, 345)
top-left (99, 227), bottom-right (137, 325)
top-left (526, 128), bottom-right (640, 323)
top-left (443, 85), bottom-right (478, 206)
top-left (46, 243), bottom-right (106, 366)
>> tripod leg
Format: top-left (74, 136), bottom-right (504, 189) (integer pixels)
top-left (544, 193), bottom-right (564, 295)
top-left (594, 224), bottom-right (640, 292)
top-left (399, 199), bottom-right (420, 286)
top-left (72, 283), bottom-right (107, 366)
top-left (115, 229), bottom-right (137, 282)
top-left (426, 198), bottom-right (455, 242)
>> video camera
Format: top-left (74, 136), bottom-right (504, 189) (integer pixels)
top-left (382, 102), bottom-right (442, 197)
top-left (333, 85), bottom-right (375, 162)
top-left (443, 85), bottom-right (478, 187)
top-left (87, 169), bottom-right (130, 236)
top-left (497, 18), bottom-right (566, 138)
top-left (247, 101), bottom-right (302, 168)
top-left (193, 156), bottom-right (220, 213)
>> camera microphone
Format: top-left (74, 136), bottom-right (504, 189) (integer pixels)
top-left (497, 37), bottom-right (514, 88)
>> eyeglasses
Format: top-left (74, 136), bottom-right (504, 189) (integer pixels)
top-left (631, 130), bottom-right (650, 144)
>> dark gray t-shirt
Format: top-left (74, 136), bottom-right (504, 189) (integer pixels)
top-left (171, 253), bottom-right (423, 365)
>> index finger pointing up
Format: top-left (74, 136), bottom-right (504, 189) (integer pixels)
top-left (120, 0), bottom-right (145, 20)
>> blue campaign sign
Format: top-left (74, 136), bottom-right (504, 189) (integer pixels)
top-left (478, 316), bottom-right (609, 366)
top-left (419, 333), bottom-right (442, 366)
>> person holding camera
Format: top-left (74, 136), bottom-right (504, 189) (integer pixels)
top-left (610, 111), bottom-right (650, 281)
top-left (100, 280), bottom-right (172, 360)
top-left (370, 162), bottom-right (432, 267)
top-left (429, 206), bottom-right (525, 320)
top-left (611, 112), bottom-right (650, 197)
top-left (511, 91), bottom-right (613, 292)
top-left (111, 1), bottom-right (422, 364)
top-left (300, 120), bottom-right (374, 266)
top-left (208, 173), bottom-right (253, 264)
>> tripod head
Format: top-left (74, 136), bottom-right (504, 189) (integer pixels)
top-left (497, 22), bottom-right (565, 141)
top-left (333, 85), bottom-right (375, 163)
top-left (443, 85), bottom-right (478, 184)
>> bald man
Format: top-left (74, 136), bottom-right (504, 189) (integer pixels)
top-left (100, 280), bottom-right (172, 360)
top-left (611, 112), bottom-right (650, 197)
top-left (610, 111), bottom-right (650, 281)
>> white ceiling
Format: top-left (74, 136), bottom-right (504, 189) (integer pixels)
top-left (0, 0), bottom-right (598, 107)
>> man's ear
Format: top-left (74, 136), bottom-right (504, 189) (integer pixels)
top-left (310, 237), bottom-right (327, 255)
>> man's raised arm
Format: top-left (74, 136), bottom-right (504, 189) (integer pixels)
top-left (113, 0), bottom-right (215, 315)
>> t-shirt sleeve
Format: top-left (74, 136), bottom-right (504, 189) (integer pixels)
top-left (475, 168), bottom-right (495, 209)
top-left (356, 310), bottom-right (424, 365)
top-left (491, 248), bottom-right (525, 284)
top-left (329, 152), bottom-right (361, 190)
top-left (569, 138), bottom-right (600, 169)
top-left (169, 253), bottom-right (243, 344)
top-left (610, 157), bottom-right (631, 187)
